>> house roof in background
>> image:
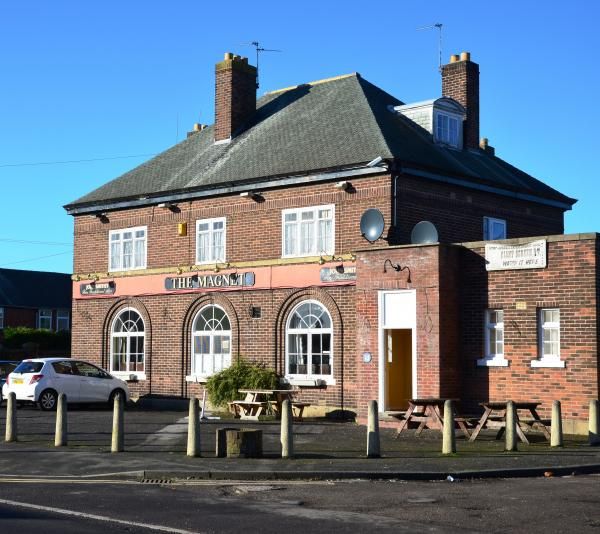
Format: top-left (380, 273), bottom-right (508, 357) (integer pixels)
top-left (65, 73), bottom-right (575, 212)
top-left (0, 269), bottom-right (72, 310)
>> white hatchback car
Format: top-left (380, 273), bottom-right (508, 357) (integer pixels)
top-left (2, 358), bottom-right (130, 411)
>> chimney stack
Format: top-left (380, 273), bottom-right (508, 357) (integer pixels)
top-left (214, 52), bottom-right (257, 143)
top-left (441, 51), bottom-right (479, 150)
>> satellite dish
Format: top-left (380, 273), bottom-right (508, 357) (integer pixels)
top-left (411, 221), bottom-right (439, 244)
top-left (360, 209), bottom-right (385, 243)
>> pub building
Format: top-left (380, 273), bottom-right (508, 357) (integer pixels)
top-left (65, 52), bottom-right (598, 433)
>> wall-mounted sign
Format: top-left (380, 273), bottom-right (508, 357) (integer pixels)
top-left (165, 272), bottom-right (255, 291)
top-left (80, 281), bottom-right (116, 295)
top-left (320, 266), bottom-right (357, 282)
top-left (485, 240), bottom-right (547, 271)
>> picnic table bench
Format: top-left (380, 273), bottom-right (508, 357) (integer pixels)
top-left (396, 398), bottom-right (472, 439)
top-left (229, 389), bottom-right (310, 421)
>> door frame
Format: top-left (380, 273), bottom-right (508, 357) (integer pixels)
top-left (378, 290), bottom-right (417, 411)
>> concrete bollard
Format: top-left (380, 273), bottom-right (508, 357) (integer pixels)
top-left (589, 399), bottom-right (600, 446)
top-left (111, 391), bottom-right (124, 453)
top-left (281, 399), bottom-right (294, 459)
top-left (187, 397), bottom-right (201, 457)
top-left (5, 392), bottom-right (17, 443)
top-left (505, 401), bottom-right (518, 452)
top-left (551, 400), bottom-right (563, 448)
top-left (54, 393), bottom-right (68, 447)
top-left (367, 400), bottom-right (381, 458)
top-left (442, 400), bottom-right (456, 454)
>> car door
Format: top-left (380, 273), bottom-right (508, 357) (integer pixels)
top-left (72, 361), bottom-right (110, 402)
top-left (50, 361), bottom-right (81, 402)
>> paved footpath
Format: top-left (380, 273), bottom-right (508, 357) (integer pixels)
top-left (1, 406), bottom-right (599, 481)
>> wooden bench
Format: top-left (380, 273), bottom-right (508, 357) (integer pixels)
top-left (291, 401), bottom-right (311, 421)
top-left (228, 400), bottom-right (269, 421)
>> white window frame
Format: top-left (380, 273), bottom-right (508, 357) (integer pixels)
top-left (38, 309), bottom-right (52, 330)
top-left (284, 300), bottom-right (335, 386)
top-left (281, 204), bottom-right (335, 259)
top-left (532, 308), bottom-right (565, 368)
top-left (434, 111), bottom-right (462, 148)
top-left (483, 217), bottom-right (507, 241)
top-left (195, 217), bottom-right (226, 265)
top-left (109, 226), bottom-right (147, 272)
top-left (110, 307), bottom-right (146, 380)
top-left (0, 307), bottom-right (4, 329)
top-left (186, 305), bottom-right (232, 382)
top-left (56, 309), bottom-right (70, 332)
top-left (477, 309), bottom-right (508, 367)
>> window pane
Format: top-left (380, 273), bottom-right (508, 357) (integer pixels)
top-left (284, 223), bottom-right (296, 256)
top-left (110, 242), bottom-right (121, 270)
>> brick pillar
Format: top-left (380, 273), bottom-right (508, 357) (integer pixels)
top-left (214, 52), bottom-right (257, 143)
top-left (441, 52), bottom-right (480, 150)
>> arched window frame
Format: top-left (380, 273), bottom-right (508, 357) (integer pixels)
top-left (189, 304), bottom-right (232, 380)
top-left (110, 307), bottom-right (146, 380)
top-left (285, 299), bottom-right (334, 386)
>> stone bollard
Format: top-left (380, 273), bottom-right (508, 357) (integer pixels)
top-left (505, 401), bottom-right (518, 452)
top-left (111, 391), bottom-right (124, 453)
top-left (187, 397), bottom-right (200, 457)
top-left (589, 399), bottom-right (600, 446)
top-left (5, 392), bottom-right (17, 443)
top-left (281, 399), bottom-right (294, 459)
top-left (367, 400), bottom-right (381, 458)
top-left (442, 400), bottom-right (456, 454)
top-left (551, 400), bottom-right (563, 448)
top-left (54, 393), bottom-right (68, 447)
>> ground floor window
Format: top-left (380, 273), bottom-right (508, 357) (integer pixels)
top-left (286, 300), bottom-right (333, 382)
top-left (38, 308), bottom-right (52, 330)
top-left (111, 308), bottom-right (145, 376)
top-left (477, 309), bottom-right (507, 366)
top-left (191, 305), bottom-right (231, 377)
top-left (532, 308), bottom-right (564, 368)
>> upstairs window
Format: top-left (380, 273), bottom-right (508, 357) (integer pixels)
top-left (435, 112), bottom-right (461, 148)
top-left (38, 309), bottom-right (52, 330)
top-left (109, 226), bottom-right (147, 271)
top-left (282, 205), bottom-right (334, 258)
top-left (196, 217), bottom-right (226, 264)
top-left (56, 310), bottom-right (70, 332)
top-left (483, 217), bottom-right (507, 240)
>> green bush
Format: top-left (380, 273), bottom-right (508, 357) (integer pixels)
top-left (206, 361), bottom-right (280, 408)
top-left (2, 327), bottom-right (71, 350)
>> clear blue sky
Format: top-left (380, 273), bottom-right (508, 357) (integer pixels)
top-left (0, 1), bottom-right (597, 274)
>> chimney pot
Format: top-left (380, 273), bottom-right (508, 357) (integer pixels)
top-left (193, 123), bottom-right (201, 132)
top-left (460, 51), bottom-right (471, 61)
top-left (224, 52), bottom-right (233, 60)
top-left (450, 54), bottom-right (460, 63)
top-left (480, 137), bottom-right (488, 149)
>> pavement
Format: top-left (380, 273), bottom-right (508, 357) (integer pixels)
top-left (1, 405), bottom-right (599, 482)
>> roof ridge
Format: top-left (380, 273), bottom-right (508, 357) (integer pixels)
top-left (264, 72), bottom-right (358, 96)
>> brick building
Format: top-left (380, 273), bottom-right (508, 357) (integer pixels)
top-left (65, 51), bottom-right (598, 432)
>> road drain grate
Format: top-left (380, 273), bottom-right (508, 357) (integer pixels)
top-left (140, 479), bottom-right (173, 485)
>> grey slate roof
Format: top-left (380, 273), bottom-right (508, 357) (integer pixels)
top-left (0, 269), bottom-right (72, 309)
top-left (65, 73), bottom-right (575, 211)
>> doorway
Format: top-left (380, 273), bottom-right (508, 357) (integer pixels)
top-left (384, 329), bottom-right (412, 411)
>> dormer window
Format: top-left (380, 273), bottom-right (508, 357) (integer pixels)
top-left (435, 112), bottom-right (460, 147)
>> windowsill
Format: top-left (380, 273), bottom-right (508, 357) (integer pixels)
top-left (185, 375), bottom-right (209, 383)
top-left (530, 359), bottom-right (565, 368)
top-left (476, 357), bottom-right (509, 367)
top-left (111, 371), bottom-right (146, 381)
top-left (194, 261), bottom-right (226, 267)
top-left (109, 266), bottom-right (147, 273)
top-left (281, 253), bottom-right (334, 260)
top-left (283, 376), bottom-right (335, 387)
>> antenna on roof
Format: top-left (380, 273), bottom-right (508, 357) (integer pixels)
top-left (416, 23), bottom-right (443, 73)
top-left (241, 41), bottom-right (282, 89)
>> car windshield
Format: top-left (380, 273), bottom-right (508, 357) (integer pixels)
top-left (14, 361), bottom-right (44, 374)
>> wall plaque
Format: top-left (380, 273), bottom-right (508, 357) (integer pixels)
top-left (485, 240), bottom-right (547, 271)
top-left (320, 266), bottom-right (357, 282)
top-left (165, 272), bottom-right (255, 291)
top-left (80, 281), bottom-right (116, 295)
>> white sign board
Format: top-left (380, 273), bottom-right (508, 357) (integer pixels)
top-left (485, 240), bottom-right (547, 271)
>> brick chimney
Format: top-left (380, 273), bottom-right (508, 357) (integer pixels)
top-left (214, 52), bottom-right (257, 143)
top-left (441, 51), bottom-right (479, 150)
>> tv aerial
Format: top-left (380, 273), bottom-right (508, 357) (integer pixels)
top-left (416, 22), bottom-right (443, 73)
top-left (241, 41), bottom-right (282, 89)
top-left (360, 209), bottom-right (385, 243)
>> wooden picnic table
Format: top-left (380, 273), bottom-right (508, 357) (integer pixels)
top-left (395, 398), bottom-right (471, 439)
top-left (468, 401), bottom-right (551, 444)
top-left (230, 389), bottom-right (306, 421)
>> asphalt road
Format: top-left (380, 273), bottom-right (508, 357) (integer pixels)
top-left (0, 475), bottom-right (599, 533)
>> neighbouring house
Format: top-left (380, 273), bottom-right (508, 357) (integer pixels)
top-left (64, 51), bottom-right (598, 433)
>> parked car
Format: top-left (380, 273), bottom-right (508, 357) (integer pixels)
top-left (2, 358), bottom-right (130, 410)
top-left (0, 360), bottom-right (19, 405)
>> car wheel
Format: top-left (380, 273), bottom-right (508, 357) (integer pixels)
top-left (108, 389), bottom-right (126, 408)
top-left (38, 389), bottom-right (58, 411)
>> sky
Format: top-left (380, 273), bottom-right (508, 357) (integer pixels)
top-left (0, 1), bottom-right (598, 274)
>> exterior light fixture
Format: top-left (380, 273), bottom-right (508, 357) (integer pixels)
top-left (214, 264), bottom-right (220, 273)
top-left (335, 181), bottom-right (351, 191)
top-left (158, 202), bottom-right (178, 211)
top-left (383, 259), bottom-right (411, 283)
top-left (239, 191), bottom-right (263, 201)
top-left (318, 257), bottom-right (325, 265)
top-left (95, 212), bottom-right (109, 223)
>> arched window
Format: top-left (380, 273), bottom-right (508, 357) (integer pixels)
top-left (192, 305), bottom-right (231, 376)
top-left (286, 300), bottom-right (332, 379)
top-left (111, 308), bottom-right (145, 376)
